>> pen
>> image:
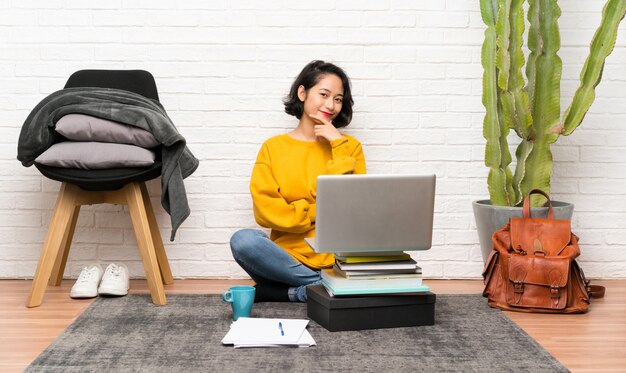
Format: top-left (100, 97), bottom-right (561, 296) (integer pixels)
top-left (278, 321), bottom-right (284, 336)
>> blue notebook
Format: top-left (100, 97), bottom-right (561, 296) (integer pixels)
top-left (321, 268), bottom-right (427, 296)
top-left (322, 280), bottom-right (430, 296)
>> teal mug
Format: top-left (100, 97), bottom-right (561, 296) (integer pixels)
top-left (222, 285), bottom-right (255, 321)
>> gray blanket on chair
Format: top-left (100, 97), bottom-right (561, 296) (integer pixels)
top-left (17, 87), bottom-right (199, 241)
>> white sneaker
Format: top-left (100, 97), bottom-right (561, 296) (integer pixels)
top-left (70, 264), bottom-right (103, 299)
top-left (98, 263), bottom-right (129, 296)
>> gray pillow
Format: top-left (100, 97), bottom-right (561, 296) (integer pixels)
top-left (35, 142), bottom-right (156, 169)
top-left (55, 114), bottom-right (159, 148)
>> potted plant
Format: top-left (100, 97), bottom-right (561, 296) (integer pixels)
top-left (473, 0), bottom-right (626, 261)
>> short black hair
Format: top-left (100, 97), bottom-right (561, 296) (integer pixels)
top-left (283, 60), bottom-right (354, 128)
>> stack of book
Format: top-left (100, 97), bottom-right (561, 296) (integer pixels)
top-left (321, 251), bottom-right (428, 296)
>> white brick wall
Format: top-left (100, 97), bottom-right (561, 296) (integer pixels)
top-left (1, 0), bottom-right (624, 280)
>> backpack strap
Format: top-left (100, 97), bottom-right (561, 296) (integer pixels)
top-left (578, 261), bottom-right (606, 299)
top-left (588, 285), bottom-right (606, 299)
top-left (523, 189), bottom-right (554, 219)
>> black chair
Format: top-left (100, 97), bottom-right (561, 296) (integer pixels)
top-left (27, 70), bottom-right (173, 308)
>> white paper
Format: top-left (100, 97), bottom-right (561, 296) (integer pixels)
top-left (222, 317), bottom-right (314, 347)
top-left (233, 329), bottom-right (316, 348)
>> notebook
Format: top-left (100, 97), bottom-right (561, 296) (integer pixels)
top-left (335, 258), bottom-right (419, 271)
top-left (305, 174), bottom-right (436, 253)
top-left (221, 317), bottom-right (315, 348)
top-left (321, 269), bottom-right (430, 296)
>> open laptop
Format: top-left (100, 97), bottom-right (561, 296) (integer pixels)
top-left (305, 174), bottom-right (436, 253)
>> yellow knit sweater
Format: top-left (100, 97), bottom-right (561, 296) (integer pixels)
top-left (250, 134), bottom-right (366, 269)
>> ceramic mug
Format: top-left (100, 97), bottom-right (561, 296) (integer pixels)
top-left (221, 285), bottom-right (255, 320)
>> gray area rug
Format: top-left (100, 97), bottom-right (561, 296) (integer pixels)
top-left (27, 294), bottom-right (567, 372)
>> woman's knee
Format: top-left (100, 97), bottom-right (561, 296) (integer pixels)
top-left (230, 229), bottom-right (262, 261)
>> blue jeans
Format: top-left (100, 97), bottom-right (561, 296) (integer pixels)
top-left (230, 229), bottom-right (322, 302)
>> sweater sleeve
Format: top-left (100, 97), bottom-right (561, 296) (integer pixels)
top-left (250, 144), bottom-right (314, 233)
top-left (326, 137), bottom-right (367, 175)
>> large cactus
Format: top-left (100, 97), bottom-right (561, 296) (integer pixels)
top-left (480, 0), bottom-right (626, 206)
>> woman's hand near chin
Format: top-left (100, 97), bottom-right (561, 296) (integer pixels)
top-left (309, 112), bottom-right (343, 142)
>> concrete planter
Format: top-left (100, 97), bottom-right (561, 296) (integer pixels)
top-left (472, 199), bottom-right (575, 263)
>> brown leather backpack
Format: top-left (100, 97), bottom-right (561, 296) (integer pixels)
top-left (482, 189), bottom-right (604, 313)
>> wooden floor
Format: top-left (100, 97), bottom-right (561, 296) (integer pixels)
top-left (1, 279), bottom-right (624, 372)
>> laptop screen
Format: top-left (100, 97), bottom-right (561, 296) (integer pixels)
top-left (307, 174), bottom-right (436, 253)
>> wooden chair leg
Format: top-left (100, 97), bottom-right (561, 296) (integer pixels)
top-left (125, 182), bottom-right (166, 305)
top-left (139, 182), bottom-right (173, 285)
top-left (27, 183), bottom-right (78, 307)
top-left (49, 206), bottom-right (80, 286)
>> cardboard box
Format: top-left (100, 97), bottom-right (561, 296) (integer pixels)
top-left (306, 284), bottom-right (436, 332)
